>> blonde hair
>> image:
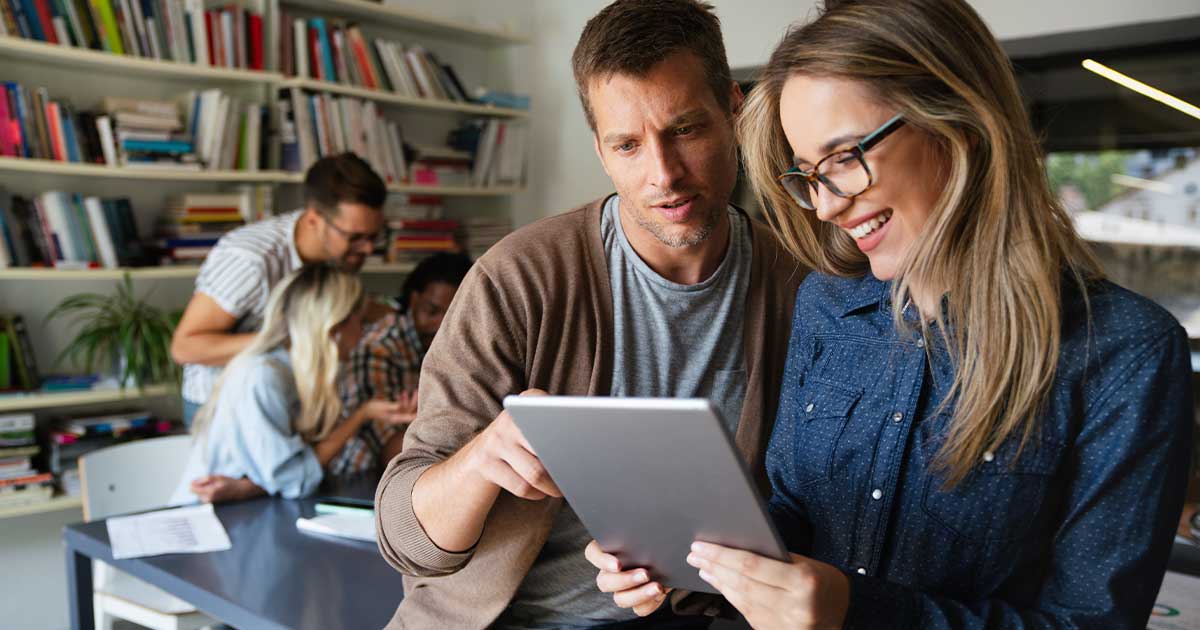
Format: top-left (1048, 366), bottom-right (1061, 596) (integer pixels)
top-left (193, 264), bottom-right (364, 443)
top-left (739, 0), bottom-right (1101, 485)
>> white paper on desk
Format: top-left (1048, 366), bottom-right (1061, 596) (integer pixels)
top-left (106, 503), bottom-right (232, 560)
top-left (296, 513), bottom-right (376, 542)
top-left (1147, 571), bottom-right (1200, 630)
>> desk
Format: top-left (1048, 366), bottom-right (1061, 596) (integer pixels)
top-left (62, 497), bottom-right (404, 630)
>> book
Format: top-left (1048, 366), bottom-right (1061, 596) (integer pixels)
top-left (0, 413), bottom-right (34, 433)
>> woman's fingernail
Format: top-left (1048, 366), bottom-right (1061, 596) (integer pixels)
top-left (635, 571), bottom-right (648, 582)
top-left (686, 553), bottom-right (701, 567)
top-left (644, 583), bottom-right (660, 596)
top-left (699, 569), bottom-right (714, 583)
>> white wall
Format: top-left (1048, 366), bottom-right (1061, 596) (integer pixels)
top-left (516, 0), bottom-right (1200, 224)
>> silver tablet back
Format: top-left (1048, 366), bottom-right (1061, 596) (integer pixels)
top-left (503, 395), bottom-right (789, 594)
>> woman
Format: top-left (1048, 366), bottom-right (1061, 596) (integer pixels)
top-left (331, 251), bottom-right (474, 477)
top-left (170, 265), bottom-right (408, 504)
top-left (588, 0), bottom-right (1193, 626)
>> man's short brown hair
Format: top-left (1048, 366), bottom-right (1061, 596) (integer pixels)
top-left (303, 152), bottom-right (387, 218)
top-left (572, 0), bottom-right (733, 131)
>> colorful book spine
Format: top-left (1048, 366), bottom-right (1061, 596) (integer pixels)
top-left (89, 0), bottom-right (123, 54)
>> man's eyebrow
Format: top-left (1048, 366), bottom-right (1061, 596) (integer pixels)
top-left (794, 131), bottom-right (868, 166)
top-left (600, 109), bottom-right (712, 145)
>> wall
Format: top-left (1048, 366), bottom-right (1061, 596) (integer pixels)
top-left (516, 0), bottom-right (1200, 224)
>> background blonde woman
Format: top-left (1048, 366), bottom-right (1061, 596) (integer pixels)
top-left (589, 0), bottom-right (1193, 627)
top-left (170, 264), bottom-right (408, 505)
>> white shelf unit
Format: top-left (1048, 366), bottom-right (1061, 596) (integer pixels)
top-left (275, 78), bottom-right (529, 118)
top-left (278, 0), bottom-right (530, 45)
top-left (0, 384), bottom-right (177, 414)
top-left (0, 495), bottom-right (83, 520)
top-left (0, 262), bottom-right (414, 280)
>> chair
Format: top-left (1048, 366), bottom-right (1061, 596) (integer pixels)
top-left (79, 435), bottom-right (218, 630)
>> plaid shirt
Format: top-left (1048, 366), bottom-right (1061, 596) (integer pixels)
top-left (330, 307), bottom-right (425, 477)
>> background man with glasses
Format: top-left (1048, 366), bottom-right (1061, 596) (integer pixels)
top-left (171, 152), bottom-right (387, 426)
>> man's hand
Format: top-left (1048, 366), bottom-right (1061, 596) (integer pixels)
top-left (585, 540), bottom-right (672, 616)
top-left (189, 475), bottom-right (265, 503)
top-left (457, 388), bottom-right (561, 500)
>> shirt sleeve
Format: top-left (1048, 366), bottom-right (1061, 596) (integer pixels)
top-left (195, 247), bottom-right (267, 319)
top-left (843, 325), bottom-right (1194, 629)
top-left (234, 358), bottom-right (324, 499)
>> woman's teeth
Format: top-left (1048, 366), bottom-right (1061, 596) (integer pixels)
top-left (848, 209), bottom-right (893, 240)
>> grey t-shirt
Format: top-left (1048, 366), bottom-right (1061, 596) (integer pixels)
top-left (495, 195), bottom-right (751, 628)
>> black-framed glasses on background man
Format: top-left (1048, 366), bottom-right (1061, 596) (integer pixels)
top-left (777, 113), bottom-right (906, 211)
top-left (322, 215), bottom-right (388, 250)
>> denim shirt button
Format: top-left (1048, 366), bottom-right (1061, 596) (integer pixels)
top-left (892, 411), bottom-right (903, 422)
top-left (871, 489), bottom-right (883, 500)
top-left (916, 337), bottom-right (925, 348)
top-left (983, 451), bottom-right (995, 463)
top-left (806, 402), bottom-right (815, 413)
top-left (856, 567), bottom-right (867, 575)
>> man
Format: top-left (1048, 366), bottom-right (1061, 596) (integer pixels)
top-left (171, 152), bottom-right (394, 425)
top-left (331, 252), bottom-right (474, 478)
top-left (374, 1), bottom-right (804, 628)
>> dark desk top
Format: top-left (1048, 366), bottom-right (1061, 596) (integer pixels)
top-left (63, 497), bottom-right (404, 630)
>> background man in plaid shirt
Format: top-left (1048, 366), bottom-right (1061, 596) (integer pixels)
top-left (331, 252), bottom-right (474, 477)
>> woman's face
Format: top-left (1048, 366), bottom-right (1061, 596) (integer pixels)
top-left (778, 75), bottom-right (945, 280)
top-left (333, 306), bottom-right (365, 357)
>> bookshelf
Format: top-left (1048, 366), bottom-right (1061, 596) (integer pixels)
top-left (0, 262), bottom-right (415, 280)
top-left (274, 77), bottom-right (529, 118)
top-left (0, 35), bottom-right (282, 84)
top-left (0, 384), bottom-right (177, 414)
top-left (278, 0), bottom-right (530, 45)
top-left (0, 156), bottom-right (294, 183)
top-left (0, 495), bottom-right (82, 520)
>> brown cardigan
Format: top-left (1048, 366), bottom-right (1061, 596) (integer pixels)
top-left (374, 196), bottom-right (804, 629)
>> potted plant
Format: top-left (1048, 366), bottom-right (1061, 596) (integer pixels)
top-left (48, 273), bottom-right (180, 389)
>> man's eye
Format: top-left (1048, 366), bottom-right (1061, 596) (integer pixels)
top-left (616, 142), bottom-right (635, 153)
top-left (675, 126), bottom-right (693, 136)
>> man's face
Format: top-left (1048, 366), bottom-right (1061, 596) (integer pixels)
top-left (408, 281), bottom-right (459, 349)
top-left (312, 202), bottom-right (384, 271)
top-left (589, 51), bottom-right (741, 250)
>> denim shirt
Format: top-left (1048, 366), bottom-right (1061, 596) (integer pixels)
top-left (766, 273), bottom-right (1193, 629)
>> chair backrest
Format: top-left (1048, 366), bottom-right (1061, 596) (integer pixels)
top-left (79, 435), bottom-right (194, 522)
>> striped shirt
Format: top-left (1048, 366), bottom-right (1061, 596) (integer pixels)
top-left (330, 307), bottom-right (425, 477)
top-left (181, 209), bottom-right (304, 405)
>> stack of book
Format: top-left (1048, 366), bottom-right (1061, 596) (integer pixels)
top-left (0, 189), bottom-right (143, 268)
top-left (0, 413), bottom-right (53, 511)
top-left (0, 0), bottom-right (266, 70)
top-left (189, 88), bottom-right (267, 171)
top-left (460, 217), bottom-right (511, 260)
top-left (0, 82), bottom-right (106, 164)
top-left (0, 314), bottom-right (40, 392)
top-left (408, 144), bottom-right (472, 188)
top-left (49, 409), bottom-right (173, 497)
top-left (450, 119), bottom-right (528, 188)
top-left (385, 194), bottom-right (444, 221)
top-left (155, 192), bottom-right (249, 263)
top-left (277, 88), bottom-right (407, 179)
top-left (387, 218), bottom-right (459, 263)
top-left (103, 96), bottom-right (197, 170)
top-left (0, 82), bottom-right (266, 172)
top-left (274, 15), bottom-right (471, 103)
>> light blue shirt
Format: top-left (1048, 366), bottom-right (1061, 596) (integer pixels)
top-left (170, 347), bottom-right (323, 505)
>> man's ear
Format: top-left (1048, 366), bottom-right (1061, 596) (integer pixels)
top-left (592, 133), bottom-right (611, 178)
top-left (729, 81), bottom-right (745, 117)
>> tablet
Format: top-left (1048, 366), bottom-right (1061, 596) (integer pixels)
top-left (503, 396), bottom-right (789, 594)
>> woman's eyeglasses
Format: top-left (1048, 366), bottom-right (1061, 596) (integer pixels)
top-left (777, 113), bottom-right (906, 211)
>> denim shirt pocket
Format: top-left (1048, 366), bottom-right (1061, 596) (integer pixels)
top-left (919, 420), bottom-right (1064, 543)
top-left (790, 377), bottom-right (862, 487)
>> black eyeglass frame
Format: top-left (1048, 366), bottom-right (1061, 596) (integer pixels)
top-left (322, 215), bottom-right (388, 250)
top-left (777, 113), bottom-right (907, 211)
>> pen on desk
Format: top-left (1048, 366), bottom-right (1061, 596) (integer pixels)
top-left (315, 502), bottom-right (375, 516)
